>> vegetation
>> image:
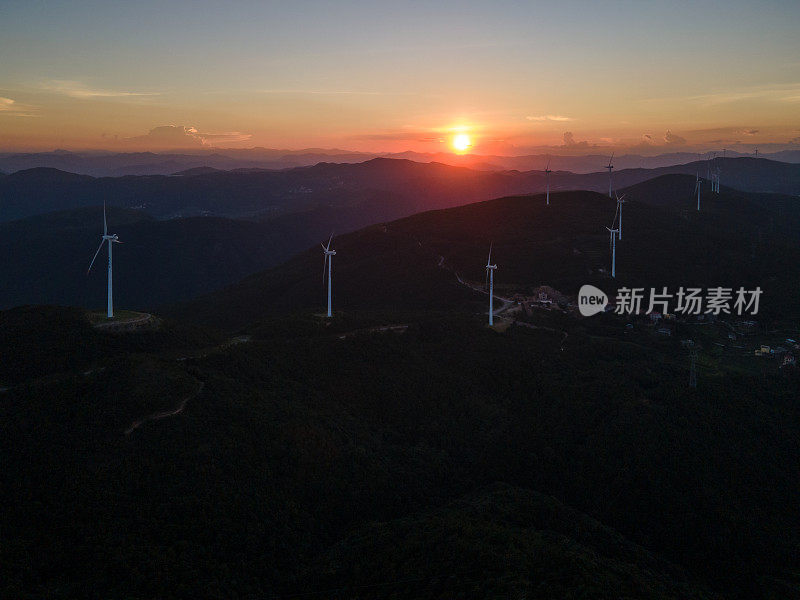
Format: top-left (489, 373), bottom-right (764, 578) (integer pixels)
top-left (3, 171), bottom-right (800, 598)
top-left (1, 305), bottom-right (798, 598)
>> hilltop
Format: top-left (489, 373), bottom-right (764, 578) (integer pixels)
top-left (0, 203), bottom-right (401, 310)
top-left (3, 157), bottom-right (798, 224)
top-left (172, 185), bottom-right (800, 329)
top-left (2, 147), bottom-right (800, 176)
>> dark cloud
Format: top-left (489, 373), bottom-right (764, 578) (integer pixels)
top-left (562, 131), bottom-right (589, 147)
top-left (664, 130), bottom-right (687, 145)
top-left (125, 125), bottom-right (251, 148)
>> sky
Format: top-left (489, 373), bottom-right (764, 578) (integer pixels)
top-left (1, 0), bottom-right (799, 154)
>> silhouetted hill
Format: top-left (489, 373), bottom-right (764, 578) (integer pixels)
top-left (3, 157), bottom-right (797, 224)
top-left (3, 147), bottom-right (800, 176)
top-left (620, 173), bottom-right (800, 234)
top-left (0, 159), bottom-right (529, 222)
top-left (0, 203), bottom-right (409, 310)
top-left (171, 166), bottom-right (222, 176)
top-left (173, 186), bottom-right (800, 328)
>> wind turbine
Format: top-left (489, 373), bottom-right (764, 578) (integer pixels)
top-left (606, 226), bottom-right (619, 278)
top-left (694, 172), bottom-right (701, 211)
top-left (605, 152), bottom-right (614, 197)
top-left (321, 234), bottom-right (336, 318)
top-left (485, 243), bottom-right (497, 326)
top-left (545, 157), bottom-right (552, 205)
top-left (615, 193), bottom-right (627, 239)
top-left (87, 202), bottom-right (121, 318)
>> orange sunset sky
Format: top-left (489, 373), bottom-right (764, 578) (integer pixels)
top-left (1, 1), bottom-right (799, 154)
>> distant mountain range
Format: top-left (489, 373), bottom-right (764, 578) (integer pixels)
top-left (3, 160), bottom-right (799, 312)
top-left (171, 176), bottom-right (800, 329)
top-left (2, 157), bottom-right (798, 225)
top-left (0, 202), bottom-right (410, 310)
top-left (2, 147), bottom-right (800, 176)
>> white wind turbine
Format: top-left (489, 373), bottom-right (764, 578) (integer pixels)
top-left (694, 172), bottom-right (701, 211)
top-left (606, 225), bottom-right (619, 278)
top-left (485, 243), bottom-right (498, 326)
top-left (605, 152), bottom-right (614, 197)
top-left (615, 192), bottom-right (627, 240)
top-left (87, 202), bottom-right (122, 318)
top-left (321, 234), bottom-right (336, 318)
top-left (545, 157), bottom-right (552, 205)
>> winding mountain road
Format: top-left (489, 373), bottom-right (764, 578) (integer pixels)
top-left (124, 381), bottom-right (204, 435)
top-left (436, 254), bottom-right (568, 349)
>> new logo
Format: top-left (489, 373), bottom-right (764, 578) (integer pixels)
top-left (578, 284), bottom-right (608, 316)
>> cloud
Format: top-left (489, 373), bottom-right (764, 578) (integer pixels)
top-left (355, 131), bottom-right (445, 142)
top-left (527, 115), bottom-right (574, 122)
top-left (260, 89), bottom-right (389, 96)
top-left (0, 96), bottom-right (37, 117)
top-left (742, 129), bottom-right (759, 136)
top-left (42, 80), bottom-right (159, 99)
top-left (664, 130), bottom-right (687, 145)
top-left (562, 131), bottom-right (589, 147)
top-left (124, 125), bottom-right (252, 148)
top-left (687, 84), bottom-right (800, 106)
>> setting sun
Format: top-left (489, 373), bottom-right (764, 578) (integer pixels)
top-left (452, 133), bottom-right (471, 153)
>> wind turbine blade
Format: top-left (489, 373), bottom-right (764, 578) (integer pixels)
top-left (608, 151), bottom-right (614, 166)
top-left (487, 242), bottom-right (493, 266)
top-left (87, 239), bottom-right (106, 273)
top-left (323, 254), bottom-right (328, 284)
top-left (103, 202), bottom-right (107, 236)
top-left (326, 233), bottom-right (334, 251)
top-left (546, 158), bottom-right (550, 171)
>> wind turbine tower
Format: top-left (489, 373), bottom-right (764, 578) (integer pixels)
top-left (695, 172), bottom-right (701, 211)
top-left (545, 158), bottom-right (552, 205)
top-left (615, 193), bottom-right (626, 240)
top-left (321, 234), bottom-right (336, 318)
top-left (605, 152), bottom-right (614, 197)
top-left (606, 226), bottom-right (619, 278)
top-left (485, 243), bottom-right (498, 326)
top-left (87, 202), bottom-right (121, 318)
